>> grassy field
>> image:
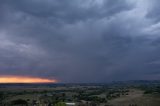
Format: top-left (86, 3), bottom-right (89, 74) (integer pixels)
top-left (108, 89), bottom-right (160, 106)
top-left (0, 82), bottom-right (160, 106)
top-left (3, 89), bottom-right (160, 106)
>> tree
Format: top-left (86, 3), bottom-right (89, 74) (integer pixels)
top-left (11, 99), bottom-right (28, 106)
top-left (55, 102), bottom-right (66, 106)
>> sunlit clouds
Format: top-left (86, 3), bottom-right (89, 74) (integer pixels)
top-left (0, 75), bottom-right (58, 83)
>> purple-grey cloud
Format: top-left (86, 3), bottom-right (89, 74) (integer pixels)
top-left (0, 0), bottom-right (160, 82)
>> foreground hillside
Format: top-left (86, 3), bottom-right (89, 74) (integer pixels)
top-left (108, 89), bottom-right (160, 106)
top-left (0, 81), bottom-right (160, 106)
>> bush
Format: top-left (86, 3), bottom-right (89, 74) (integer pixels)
top-left (55, 102), bottom-right (66, 106)
top-left (11, 99), bottom-right (28, 105)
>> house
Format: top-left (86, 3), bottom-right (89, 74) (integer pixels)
top-left (66, 102), bottom-right (76, 106)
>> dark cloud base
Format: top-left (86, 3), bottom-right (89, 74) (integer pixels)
top-left (0, 0), bottom-right (160, 83)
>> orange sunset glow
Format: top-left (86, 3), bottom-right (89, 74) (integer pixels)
top-left (0, 75), bottom-right (58, 83)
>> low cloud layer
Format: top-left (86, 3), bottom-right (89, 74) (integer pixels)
top-left (0, 0), bottom-right (160, 82)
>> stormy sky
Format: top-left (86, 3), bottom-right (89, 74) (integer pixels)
top-left (0, 0), bottom-right (160, 83)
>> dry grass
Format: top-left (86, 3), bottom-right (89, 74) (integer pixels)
top-left (108, 89), bottom-right (160, 106)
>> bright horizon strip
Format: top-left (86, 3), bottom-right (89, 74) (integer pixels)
top-left (0, 75), bottom-right (58, 83)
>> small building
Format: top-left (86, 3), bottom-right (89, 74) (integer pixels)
top-left (66, 102), bottom-right (76, 106)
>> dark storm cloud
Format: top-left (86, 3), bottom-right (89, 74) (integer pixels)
top-left (146, 0), bottom-right (160, 22)
top-left (1, 0), bottom-right (132, 24)
top-left (0, 0), bottom-right (160, 82)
